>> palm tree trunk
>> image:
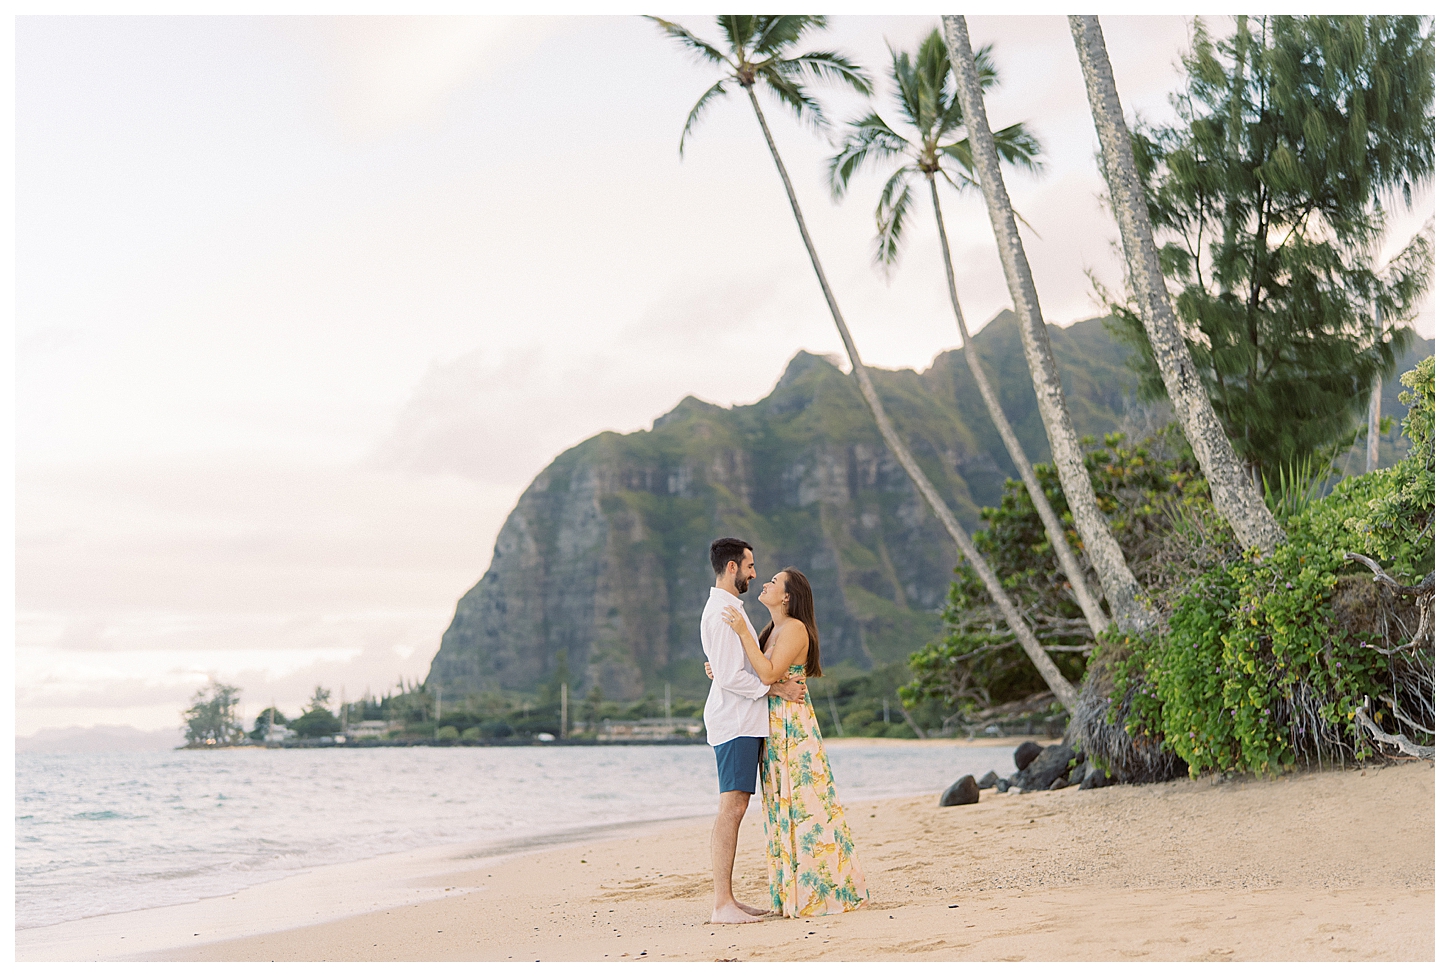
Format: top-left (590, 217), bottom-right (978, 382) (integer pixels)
top-left (940, 16), bottom-right (1157, 635)
top-left (928, 176), bottom-right (1111, 638)
top-left (1068, 14), bottom-right (1284, 555)
top-left (744, 84), bottom-right (1078, 711)
top-left (1366, 300), bottom-right (1382, 472)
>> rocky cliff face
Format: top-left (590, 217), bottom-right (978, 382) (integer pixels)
top-left (428, 314), bottom-right (1143, 702)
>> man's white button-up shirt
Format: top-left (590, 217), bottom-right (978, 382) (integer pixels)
top-left (701, 587), bottom-right (769, 746)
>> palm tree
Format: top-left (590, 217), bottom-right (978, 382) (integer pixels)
top-left (939, 16), bottom-right (1158, 634)
top-left (1067, 14), bottom-right (1283, 554)
top-left (652, 15), bottom-right (1078, 710)
top-left (827, 29), bottom-right (1111, 639)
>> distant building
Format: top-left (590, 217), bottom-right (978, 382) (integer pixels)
top-left (595, 718), bottom-right (703, 743)
top-left (264, 724), bottom-right (296, 745)
top-left (345, 720), bottom-right (398, 739)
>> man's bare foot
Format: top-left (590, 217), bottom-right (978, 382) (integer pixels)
top-left (734, 900), bottom-right (770, 916)
top-left (710, 903), bottom-right (764, 924)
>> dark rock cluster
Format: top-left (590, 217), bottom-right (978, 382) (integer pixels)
top-left (939, 739), bottom-right (1116, 804)
top-left (1011, 740), bottom-right (1116, 792)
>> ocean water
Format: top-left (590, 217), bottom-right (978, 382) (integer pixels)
top-left (14, 741), bottom-right (1015, 930)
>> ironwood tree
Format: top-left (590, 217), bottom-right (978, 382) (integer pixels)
top-left (1100, 15), bottom-right (1434, 487)
top-left (182, 681), bottom-right (245, 747)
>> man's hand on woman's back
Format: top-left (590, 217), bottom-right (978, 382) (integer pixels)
top-left (704, 661), bottom-right (806, 703)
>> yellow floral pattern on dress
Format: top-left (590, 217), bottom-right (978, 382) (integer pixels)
top-left (761, 664), bottom-right (868, 917)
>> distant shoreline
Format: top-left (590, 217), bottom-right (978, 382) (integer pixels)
top-left (174, 734), bottom-right (1058, 751)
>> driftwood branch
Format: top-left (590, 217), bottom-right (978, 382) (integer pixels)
top-left (1381, 694), bottom-right (1435, 737)
top-left (1344, 553), bottom-right (1436, 656)
top-left (1355, 696), bottom-right (1434, 760)
top-left (1344, 552), bottom-right (1435, 596)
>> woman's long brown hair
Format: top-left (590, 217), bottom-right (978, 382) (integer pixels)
top-left (756, 566), bottom-right (822, 677)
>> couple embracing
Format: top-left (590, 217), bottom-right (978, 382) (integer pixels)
top-left (700, 536), bottom-right (868, 924)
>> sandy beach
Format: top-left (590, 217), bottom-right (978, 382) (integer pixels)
top-left (20, 754), bottom-right (1431, 963)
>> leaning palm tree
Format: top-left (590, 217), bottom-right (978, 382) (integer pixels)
top-left (827, 28), bottom-right (1111, 639)
top-left (1067, 15), bottom-right (1283, 555)
top-left (651, 14), bottom-right (1078, 709)
top-left (939, 16), bottom-right (1158, 634)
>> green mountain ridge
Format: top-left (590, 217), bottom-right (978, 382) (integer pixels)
top-left (426, 312), bottom-right (1431, 704)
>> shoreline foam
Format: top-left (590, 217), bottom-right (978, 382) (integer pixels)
top-left (14, 815), bottom-right (709, 961)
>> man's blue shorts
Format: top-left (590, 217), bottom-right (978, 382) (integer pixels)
top-left (714, 736), bottom-right (764, 794)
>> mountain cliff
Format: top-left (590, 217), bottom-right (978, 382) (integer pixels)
top-left (425, 313), bottom-right (1432, 703)
top-left (426, 312), bottom-right (1142, 703)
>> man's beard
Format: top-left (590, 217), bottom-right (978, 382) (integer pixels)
top-left (734, 569), bottom-right (750, 595)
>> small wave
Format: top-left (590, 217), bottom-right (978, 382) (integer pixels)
top-left (72, 810), bottom-right (140, 821)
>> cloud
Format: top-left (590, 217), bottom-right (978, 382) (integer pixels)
top-left (365, 272), bottom-right (812, 486)
top-left (14, 643), bottom-right (426, 735)
top-left (285, 16), bottom-right (562, 138)
top-left (13, 455), bottom-right (519, 734)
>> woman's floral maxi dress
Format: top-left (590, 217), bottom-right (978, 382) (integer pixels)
top-left (761, 664), bottom-right (868, 916)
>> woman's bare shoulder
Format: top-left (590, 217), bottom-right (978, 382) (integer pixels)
top-left (778, 618), bottom-right (809, 657)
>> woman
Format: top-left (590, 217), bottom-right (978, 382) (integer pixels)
top-left (720, 566), bottom-right (868, 917)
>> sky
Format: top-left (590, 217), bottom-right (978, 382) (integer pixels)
top-left (12, 14), bottom-right (1436, 736)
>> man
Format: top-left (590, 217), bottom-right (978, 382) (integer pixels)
top-left (701, 536), bottom-right (805, 924)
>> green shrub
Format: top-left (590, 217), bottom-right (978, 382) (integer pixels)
top-left (290, 707), bottom-right (342, 738)
top-left (905, 429), bottom-right (1206, 717)
top-left (460, 726), bottom-right (483, 742)
top-left (1349, 356), bottom-right (1434, 574)
top-left (436, 725), bottom-right (459, 742)
top-left (1110, 361), bottom-right (1435, 776)
top-left (841, 708), bottom-right (880, 736)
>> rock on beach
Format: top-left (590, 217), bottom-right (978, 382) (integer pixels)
top-left (1014, 741), bottom-right (1043, 770)
top-left (939, 775), bottom-right (980, 807)
top-left (1017, 743), bottom-right (1077, 792)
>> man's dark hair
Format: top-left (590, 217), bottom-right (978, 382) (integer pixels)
top-left (709, 537), bottom-right (753, 576)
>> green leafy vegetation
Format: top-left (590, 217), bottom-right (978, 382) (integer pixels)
top-left (906, 357), bottom-right (1433, 773)
top-left (902, 429), bottom-right (1210, 722)
top-left (1349, 356), bottom-right (1436, 569)
top-left (181, 682), bottom-right (245, 748)
top-left (1105, 359), bottom-right (1434, 776)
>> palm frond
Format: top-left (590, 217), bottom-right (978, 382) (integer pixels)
top-left (937, 90), bottom-right (964, 138)
top-left (679, 80), bottom-right (730, 157)
top-left (938, 138), bottom-right (977, 176)
top-left (973, 42), bottom-right (1001, 91)
top-left (777, 50), bottom-right (873, 95)
top-left (923, 34), bottom-right (993, 139)
top-left (717, 15), bottom-right (759, 58)
top-left (759, 64), bottom-right (827, 131)
top-left (940, 120), bottom-right (1044, 179)
top-left (919, 31), bottom-right (957, 131)
top-left (826, 112), bottom-right (909, 198)
top-left (988, 121), bottom-right (1044, 172)
top-left (754, 14), bottom-right (828, 58)
top-left (647, 17), bottom-right (728, 67)
top-left (887, 43), bottom-right (924, 133)
top-left (873, 165), bottom-right (917, 270)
